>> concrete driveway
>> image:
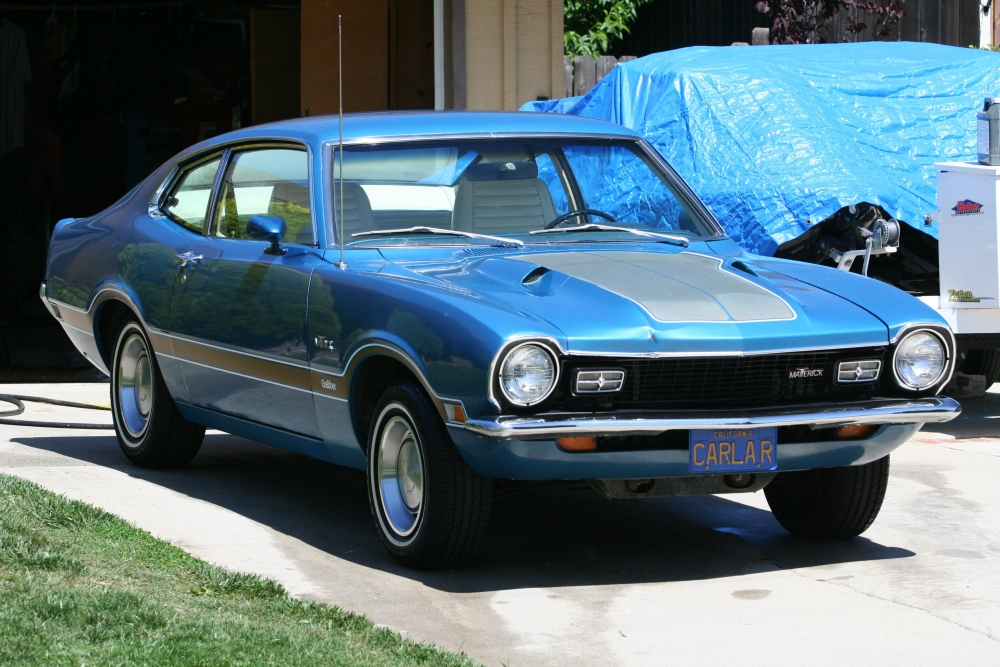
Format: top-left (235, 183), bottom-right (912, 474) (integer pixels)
top-left (2, 382), bottom-right (999, 666)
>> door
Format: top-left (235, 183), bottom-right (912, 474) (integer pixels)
top-left (169, 145), bottom-right (323, 438)
top-left (149, 152), bottom-right (226, 403)
top-left (300, 0), bottom-right (434, 115)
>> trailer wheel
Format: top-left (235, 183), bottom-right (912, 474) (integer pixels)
top-left (960, 349), bottom-right (1000, 387)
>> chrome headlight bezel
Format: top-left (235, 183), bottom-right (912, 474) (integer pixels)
top-left (496, 341), bottom-right (560, 407)
top-left (892, 327), bottom-right (951, 392)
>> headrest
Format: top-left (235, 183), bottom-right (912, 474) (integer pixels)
top-left (462, 161), bottom-right (539, 182)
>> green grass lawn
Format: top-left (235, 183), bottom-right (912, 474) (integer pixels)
top-left (0, 473), bottom-right (478, 666)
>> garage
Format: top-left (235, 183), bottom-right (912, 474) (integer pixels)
top-left (0, 0), bottom-right (453, 377)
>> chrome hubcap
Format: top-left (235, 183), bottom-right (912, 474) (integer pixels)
top-left (377, 414), bottom-right (424, 537)
top-left (118, 332), bottom-right (152, 440)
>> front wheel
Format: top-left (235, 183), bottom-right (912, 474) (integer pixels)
top-left (763, 455), bottom-right (890, 540)
top-left (111, 318), bottom-right (205, 468)
top-left (367, 383), bottom-right (491, 569)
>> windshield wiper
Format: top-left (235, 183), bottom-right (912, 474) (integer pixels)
top-left (352, 226), bottom-right (524, 247)
top-left (529, 223), bottom-right (689, 247)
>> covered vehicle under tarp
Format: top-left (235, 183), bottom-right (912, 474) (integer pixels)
top-left (523, 42), bottom-right (1000, 256)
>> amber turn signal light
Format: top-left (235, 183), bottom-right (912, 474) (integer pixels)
top-left (835, 424), bottom-right (879, 440)
top-left (557, 436), bottom-right (597, 452)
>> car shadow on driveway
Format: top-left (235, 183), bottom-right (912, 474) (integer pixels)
top-left (11, 432), bottom-right (914, 593)
top-left (919, 389), bottom-right (1000, 439)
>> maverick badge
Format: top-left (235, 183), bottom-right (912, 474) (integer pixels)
top-left (788, 367), bottom-right (824, 379)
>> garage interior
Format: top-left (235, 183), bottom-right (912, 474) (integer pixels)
top-left (0, 0), bottom-right (437, 379)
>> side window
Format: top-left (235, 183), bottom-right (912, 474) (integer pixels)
top-left (163, 157), bottom-right (221, 233)
top-left (212, 148), bottom-right (313, 244)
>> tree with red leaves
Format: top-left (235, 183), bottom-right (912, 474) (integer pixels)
top-left (755, 0), bottom-right (905, 44)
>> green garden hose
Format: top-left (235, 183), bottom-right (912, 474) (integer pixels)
top-left (0, 394), bottom-right (114, 430)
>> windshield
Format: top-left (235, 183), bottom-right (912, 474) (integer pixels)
top-left (327, 138), bottom-right (721, 247)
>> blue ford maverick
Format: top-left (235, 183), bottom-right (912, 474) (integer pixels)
top-left (41, 112), bottom-right (960, 568)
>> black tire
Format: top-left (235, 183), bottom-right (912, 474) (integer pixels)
top-left (763, 455), bottom-right (890, 540)
top-left (959, 348), bottom-right (1000, 387)
top-left (110, 318), bottom-right (204, 468)
top-left (366, 383), bottom-right (491, 569)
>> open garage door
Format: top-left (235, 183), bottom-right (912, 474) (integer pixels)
top-left (0, 1), bottom-right (301, 379)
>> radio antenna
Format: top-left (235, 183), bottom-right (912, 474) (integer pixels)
top-left (336, 14), bottom-right (347, 270)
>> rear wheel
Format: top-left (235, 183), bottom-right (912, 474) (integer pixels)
top-left (111, 318), bottom-right (204, 468)
top-left (367, 383), bottom-right (491, 569)
top-left (764, 455), bottom-right (890, 540)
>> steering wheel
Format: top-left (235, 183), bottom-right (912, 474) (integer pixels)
top-left (543, 209), bottom-right (617, 230)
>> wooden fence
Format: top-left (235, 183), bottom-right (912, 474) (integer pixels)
top-left (564, 1), bottom-right (985, 98)
top-left (828, 0), bottom-right (980, 45)
top-left (616, 0), bottom-right (982, 56)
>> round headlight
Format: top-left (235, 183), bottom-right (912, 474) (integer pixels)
top-left (894, 331), bottom-right (946, 390)
top-left (499, 344), bottom-right (557, 405)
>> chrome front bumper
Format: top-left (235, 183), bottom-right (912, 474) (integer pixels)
top-left (463, 396), bottom-right (961, 440)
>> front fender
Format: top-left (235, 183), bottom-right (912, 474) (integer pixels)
top-left (745, 254), bottom-right (949, 339)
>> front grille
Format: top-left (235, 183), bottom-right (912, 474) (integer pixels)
top-left (553, 347), bottom-right (887, 411)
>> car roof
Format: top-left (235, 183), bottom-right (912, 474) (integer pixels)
top-left (203, 110), bottom-right (640, 147)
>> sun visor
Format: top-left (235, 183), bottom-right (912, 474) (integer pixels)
top-left (463, 161), bottom-right (539, 181)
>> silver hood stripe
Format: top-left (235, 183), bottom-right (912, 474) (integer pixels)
top-left (513, 251), bottom-right (795, 323)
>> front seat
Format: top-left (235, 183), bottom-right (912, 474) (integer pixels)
top-left (269, 181), bottom-right (315, 244)
top-left (330, 182), bottom-right (377, 241)
top-left (452, 161), bottom-right (557, 235)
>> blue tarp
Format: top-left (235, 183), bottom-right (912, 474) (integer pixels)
top-left (523, 42), bottom-right (1000, 255)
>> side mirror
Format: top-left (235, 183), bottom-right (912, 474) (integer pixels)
top-left (247, 215), bottom-right (287, 255)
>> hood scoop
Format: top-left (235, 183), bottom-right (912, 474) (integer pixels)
top-left (521, 266), bottom-right (550, 285)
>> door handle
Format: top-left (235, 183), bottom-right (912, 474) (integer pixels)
top-left (176, 252), bottom-right (203, 267)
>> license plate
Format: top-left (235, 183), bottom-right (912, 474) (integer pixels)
top-left (689, 428), bottom-right (777, 474)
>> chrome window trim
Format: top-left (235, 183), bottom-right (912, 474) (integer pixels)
top-left (323, 141), bottom-right (335, 251)
top-left (633, 139), bottom-right (726, 237)
top-left (148, 149), bottom-right (227, 225)
top-left (149, 138), bottom-right (319, 246)
top-left (322, 131), bottom-right (639, 149)
top-left (321, 133), bottom-right (726, 247)
top-left (204, 147), bottom-right (233, 236)
top-left (496, 341), bottom-right (561, 407)
top-left (891, 326), bottom-right (953, 392)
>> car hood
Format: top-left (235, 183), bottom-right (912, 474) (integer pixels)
top-left (377, 242), bottom-right (929, 355)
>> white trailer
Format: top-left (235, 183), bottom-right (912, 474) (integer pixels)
top-left (918, 161), bottom-right (1000, 383)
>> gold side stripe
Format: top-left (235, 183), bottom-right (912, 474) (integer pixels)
top-left (160, 353), bottom-right (315, 396)
top-left (156, 330), bottom-right (310, 370)
top-left (169, 338), bottom-right (313, 392)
